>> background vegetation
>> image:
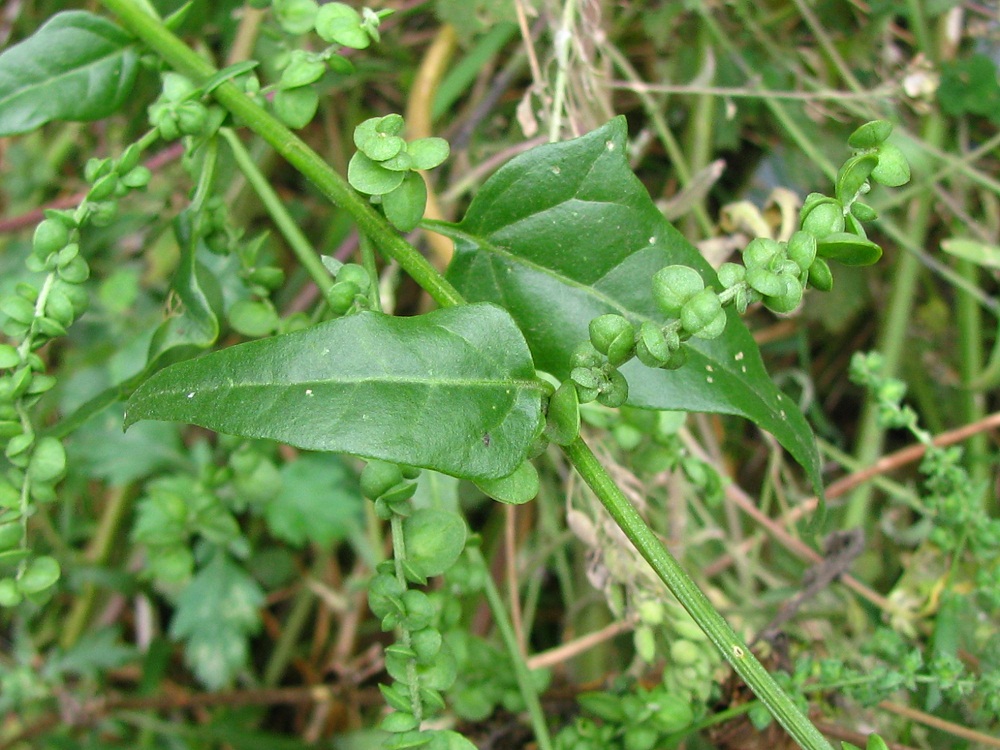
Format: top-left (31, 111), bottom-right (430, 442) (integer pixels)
top-left (0, 1), bottom-right (998, 748)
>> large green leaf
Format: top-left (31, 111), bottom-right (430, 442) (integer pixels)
top-left (125, 303), bottom-right (544, 480)
top-left (0, 11), bottom-right (138, 136)
top-left (442, 117), bottom-right (822, 490)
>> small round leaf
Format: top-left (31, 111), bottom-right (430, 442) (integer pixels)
top-left (407, 137), bottom-right (450, 170)
top-left (871, 143), bottom-right (910, 187)
top-left (474, 460), bottom-right (539, 505)
top-left (280, 52), bottom-right (326, 89)
top-left (228, 299), bottom-right (279, 338)
top-left (348, 152), bottom-right (405, 195)
top-left (0, 578), bottom-right (21, 606)
top-left (273, 0), bottom-right (318, 35)
top-left (816, 232), bottom-right (883, 266)
top-left (382, 172), bottom-right (428, 232)
top-left (835, 153), bottom-right (878, 203)
top-left (315, 3), bottom-right (370, 49)
top-left (847, 120), bottom-right (893, 150)
top-left (403, 508), bottom-right (467, 577)
top-left (27, 437), bottom-right (66, 484)
top-left (17, 555), bottom-right (60, 594)
top-left (273, 86), bottom-right (319, 129)
top-left (651, 265), bottom-right (704, 317)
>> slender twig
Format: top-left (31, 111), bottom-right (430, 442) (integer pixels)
top-left (527, 618), bottom-right (634, 670)
top-left (878, 700), bottom-right (1000, 749)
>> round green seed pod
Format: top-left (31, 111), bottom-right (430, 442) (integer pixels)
top-left (545, 381), bottom-right (580, 446)
top-left (327, 280), bottom-right (360, 314)
top-left (764, 276), bottom-right (804, 313)
top-left (651, 265), bottom-right (704, 317)
top-left (596, 368), bottom-right (628, 408)
top-left (337, 263), bottom-right (371, 292)
top-left (717, 262), bottom-right (745, 289)
top-left (807, 257), bottom-right (833, 291)
top-left (32, 219), bottom-right (70, 258)
top-left (635, 321), bottom-right (670, 367)
top-left (410, 626), bottom-right (443, 664)
top-left (401, 589), bottom-right (434, 630)
top-left (800, 198), bottom-right (845, 238)
top-left (742, 237), bottom-right (783, 269)
top-left (570, 341), bottom-right (603, 369)
top-left (360, 459), bottom-right (404, 500)
top-left (589, 314), bottom-right (635, 364)
top-left (679, 289), bottom-right (725, 339)
top-left (786, 231), bottom-right (817, 271)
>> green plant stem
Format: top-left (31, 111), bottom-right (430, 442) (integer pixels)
top-left (681, 24), bottom-right (716, 240)
top-left (467, 546), bottom-right (554, 750)
top-left (358, 232), bottom-right (383, 312)
top-left (562, 435), bottom-right (834, 750)
top-left (98, 0), bottom-right (463, 310)
top-left (100, 4), bottom-right (833, 746)
top-left (262, 582), bottom-right (315, 687)
top-left (846, 114), bottom-right (944, 527)
top-left (218, 128), bottom-right (337, 308)
top-left (389, 513), bottom-right (422, 724)
top-left (61, 486), bottom-right (134, 649)
top-left (547, 0), bottom-right (578, 143)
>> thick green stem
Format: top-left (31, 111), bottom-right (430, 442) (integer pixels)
top-left (562, 436), bottom-right (834, 750)
top-left (98, 0), bottom-right (463, 310)
top-left (218, 128), bottom-right (337, 308)
top-left (100, 4), bottom-right (833, 746)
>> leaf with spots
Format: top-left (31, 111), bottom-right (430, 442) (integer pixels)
top-left (169, 553), bottom-right (265, 690)
top-left (125, 304), bottom-right (545, 481)
top-left (439, 117), bottom-right (822, 493)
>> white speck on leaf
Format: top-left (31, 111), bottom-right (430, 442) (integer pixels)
top-left (305, 389), bottom-right (313, 396)
top-left (706, 377), bottom-right (714, 384)
top-left (780, 410), bottom-right (787, 419)
top-left (735, 351), bottom-right (744, 361)
top-left (648, 237), bottom-right (655, 244)
top-left (705, 365), bottom-right (714, 372)
top-left (551, 165), bottom-right (561, 175)
top-left (605, 140), bottom-right (615, 151)
top-left (187, 392), bottom-right (195, 399)
top-left (741, 366), bottom-right (747, 373)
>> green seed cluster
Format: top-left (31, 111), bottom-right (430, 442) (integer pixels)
top-left (0, 140), bottom-right (154, 606)
top-left (544, 120), bottom-right (908, 448)
top-left (325, 262), bottom-right (373, 316)
top-left (267, 1), bottom-right (388, 128)
top-left (148, 73), bottom-right (214, 141)
top-left (360, 460), bottom-right (474, 749)
top-left (348, 114), bottom-right (451, 232)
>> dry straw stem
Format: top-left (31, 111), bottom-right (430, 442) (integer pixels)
top-left (702, 409), bottom-right (1000, 589)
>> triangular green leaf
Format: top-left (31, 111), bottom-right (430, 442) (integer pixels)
top-left (0, 11), bottom-right (138, 136)
top-left (126, 303), bottom-right (545, 481)
top-left (442, 117), bottom-right (822, 492)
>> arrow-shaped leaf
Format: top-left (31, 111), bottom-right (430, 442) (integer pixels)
top-left (0, 11), bottom-right (138, 136)
top-left (442, 117), bottom-right (822, 491)
top-left (126, 303), bottom-right (545, 481)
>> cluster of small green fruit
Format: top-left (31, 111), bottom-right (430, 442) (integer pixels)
top-left (543, 120), bottom-right (907, 448)
top-left (264, 0), bottom-right (388, 128)
top-left (360, 460), bottom-right (477, 750)
top-left (0, 139), bottom-right (155, 605)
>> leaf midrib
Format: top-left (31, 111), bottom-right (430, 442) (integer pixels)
top-left (0, 20), bottom-right (134, 114)
top-left (448, 224), bottom-right (801, 437)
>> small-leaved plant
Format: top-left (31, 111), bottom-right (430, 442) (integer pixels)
top-left (0, 4), bottom-right (913, 750)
